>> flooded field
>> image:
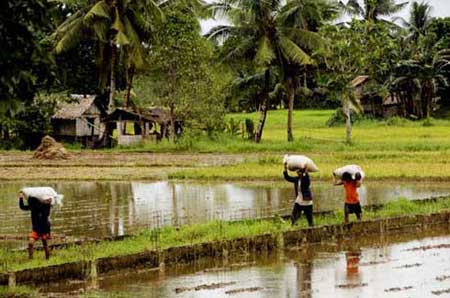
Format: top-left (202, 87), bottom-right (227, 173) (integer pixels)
top-left (2, 180), bottom-right (450, 248)
top-left (42, 226), bottom-right (450, 297)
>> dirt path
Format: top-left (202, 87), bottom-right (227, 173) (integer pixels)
top-left (0, 152), bottom-right (250, 180)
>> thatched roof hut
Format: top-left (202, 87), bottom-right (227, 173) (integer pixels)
top-left (51, 95), bottom-right (103, 142)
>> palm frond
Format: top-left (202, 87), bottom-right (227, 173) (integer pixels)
top-left (55, 17), bottom-right (84, 53)
top-left (279, 36), bottom-right (314, 65)
top-left (254, 36), bottom-right (275, 66)
top-left (205, 24), bottom-right (234, 41)
top-left (84, 0), bottom-right (111, 24)
top-left (284, 28), bottom-right (323, 50)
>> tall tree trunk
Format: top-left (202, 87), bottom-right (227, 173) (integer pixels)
top-left (287, 77), bottom-right (295, 142)
top-left (345, 97), bottom-right (352, 144)
top-left (124, 66), bottom-right (135, 109)
top-left (169, 103), bottom-right (175, 142)
top-left (108, 43), bottom-right (116, 113)
top-left (254, 69), bottom-right (270, 143)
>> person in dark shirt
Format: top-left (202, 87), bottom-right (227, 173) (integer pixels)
top-left (283, 162), bottom-right (313, 226)
top-left (18, 191), bottom-right (51, 259)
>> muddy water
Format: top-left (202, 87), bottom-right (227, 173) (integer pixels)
top-left (1, 181), bottom-right (450, 248)
top-left (44, 227), bottom-right (450, 297)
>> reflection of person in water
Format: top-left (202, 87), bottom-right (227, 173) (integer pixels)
top-left (346, 250), bottom-right (361, 276)
top-left (296, 261), bottom-right (312, 298)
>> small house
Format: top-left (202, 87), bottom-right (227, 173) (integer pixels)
top-left (51, 95), bottom-right (103, 145)
top-left (350, 76), bottom-right (401, 118)
top-left (102, 108), bottom-right (159, 146)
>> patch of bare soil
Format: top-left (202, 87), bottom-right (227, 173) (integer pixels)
top-left (394, 263), bottom-right (422, 269)
top-left (336, 283), bottom-right (368, 289)
top-left (405, 244), bottom-right (450, 251)
top-left (432, 288), bottom-right (450, 296)
top-left (175, 282), bottom-right (237, 294)
top-left (384, 286), bottom-right (413, 292)
top-left (436, 275), bottom-right (450, 282)
top-left (225, 287), bottom-right (263, 295)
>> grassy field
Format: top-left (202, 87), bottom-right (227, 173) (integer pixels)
top-left (1, 109), bottom-right (450, 181)
top-left (163, 109), bottom-right (450, 180)
top-left (1, 197), bottom-right (450, 272)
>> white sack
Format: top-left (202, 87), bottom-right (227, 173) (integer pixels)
top-left (21, 187), bottom-right (63, 205)
top-left (333, 165), bottom-right (365, 181)
top-left (283, 154), bottom-right (319, 172)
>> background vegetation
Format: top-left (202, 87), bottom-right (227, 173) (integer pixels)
top-left (1, 0), bottom-right (450, 149)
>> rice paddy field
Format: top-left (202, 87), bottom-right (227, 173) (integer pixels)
top-left (2, 109), bottom-right (450, 181)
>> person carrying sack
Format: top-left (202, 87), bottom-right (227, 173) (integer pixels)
top-left (18, 190), bottom-right (54, 260)
top-left (283, 162), bottom-right (313, 227)
top-left (335, 172), bottom-right (362, 224)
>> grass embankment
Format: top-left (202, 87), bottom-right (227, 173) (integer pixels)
top-left (1, 198), bottom-right (450, 272)
top-left (0, 286), bottom-right (38, 297)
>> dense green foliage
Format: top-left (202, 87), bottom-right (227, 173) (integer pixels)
top-left (0, 0), bottom-right (55, 145)
top-left (1, 0), bottom-right (450, 147)
top-left (144, 6), bottom-right (227, 137)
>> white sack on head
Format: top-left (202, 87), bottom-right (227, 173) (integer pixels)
top-left (333, 165), bottom-right (365, 181)
top-left (283, 154), bottom-right (319, 172)
top-left (21, 187), bottom-right (63, 206)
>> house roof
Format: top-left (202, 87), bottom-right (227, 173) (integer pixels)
top-left (102, 108), bottom-right (157, 123)
top-left (350, 75), bottom-right (370, 88)
top-left (53, 95), bottom-right (98, 120)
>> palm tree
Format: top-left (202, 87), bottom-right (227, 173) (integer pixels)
top-left (50, 0), bottom-right (163, 111)
top-left (392, 50), bottom-right (450, 118)
top-left (340, 0), bottom-right (408, 22)
top-left (279, 0), bottom-right (337, 141)
top-left (405, 1), bottom-right (433, 42)
top-left (208, 0), bottom-right (325, 142)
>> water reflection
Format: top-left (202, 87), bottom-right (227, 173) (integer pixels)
top-left (1, 180), bottom-right (450, 248)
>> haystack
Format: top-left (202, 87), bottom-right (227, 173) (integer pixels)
top-left (33, 136), bottom-right (69, 160)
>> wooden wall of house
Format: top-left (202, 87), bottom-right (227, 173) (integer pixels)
top-left (75, 117), bottom-right (102, 136)
top-left (76, 118), bottom-right (92, 136)
top-left (53, 120), bottom-right (77, 136)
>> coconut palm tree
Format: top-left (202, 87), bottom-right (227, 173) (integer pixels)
top-left (279, 0), bottom-right (337, 141)
top-left (208, 0), bottom-right (327, 142)
top-left (50, 0), bottom-right (163, 110)
top-left (405, 1), bottom-right (433, 42)
top-left (340, 0), bottom-right (408, 22)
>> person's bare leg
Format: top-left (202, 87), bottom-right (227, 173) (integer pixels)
top-left (28, 238), bottom-right (35, 259)
top-left (344, 211), bottom-right (349, 224)
top-left (42, 239), bottom-right (50, 260)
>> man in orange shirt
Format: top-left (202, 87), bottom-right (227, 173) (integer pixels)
top-left (336, 172), bottom-right (362, 224)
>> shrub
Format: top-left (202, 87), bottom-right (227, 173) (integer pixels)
top-left (326, 108), bottom-right (367, 127)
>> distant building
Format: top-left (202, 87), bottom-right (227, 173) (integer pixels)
top-left (51, 95), bottom-right (104, 145)
top-left (351, 76), bottom-right (401, 118)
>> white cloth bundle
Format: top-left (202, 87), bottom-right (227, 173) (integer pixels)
top-left (21, 187), bottom-right (63, 206)
top-left (283, 154), bottom-right (319, 172)
top-left (333, 165), bottom-right (365, 182)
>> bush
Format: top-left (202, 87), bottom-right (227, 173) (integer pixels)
top-left (385, 116), bottom-right (410, 126)
top-left (326, 108), bottom-right (367, 127)
top-left (422, 118), bottom-right (434, 127)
